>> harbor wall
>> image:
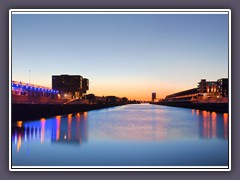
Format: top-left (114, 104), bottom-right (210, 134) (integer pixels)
top-left (12, 103), bottom-right (127, 122)
top-left (151, 102), bottom-right (228, 113)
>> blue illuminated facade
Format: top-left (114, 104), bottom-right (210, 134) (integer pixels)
top-left (12, 81), bottom-right (59, 99)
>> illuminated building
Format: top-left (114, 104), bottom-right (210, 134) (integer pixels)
top-left (52, 74), bottom-right (89, 99)
top-left (12, 81), bottom-right (59, 99)
top-left (164, 78), bottom-right (228, 102)
top-left (197, 79), bottom-right (219, 98)
top-left (197, 78), bottom-right (229, 99)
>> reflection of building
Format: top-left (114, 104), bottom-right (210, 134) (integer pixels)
top-left (164, 78), bottom-right (228, 103)
top-left (192, 110), bottom-right (228, 139)
top-left (12, 113), bottom-right (89, 152)
top-left (52, 74), bottom-right (89, 99)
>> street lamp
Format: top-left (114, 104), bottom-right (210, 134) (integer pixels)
top-left (29, 70), bottom-right (31, 84)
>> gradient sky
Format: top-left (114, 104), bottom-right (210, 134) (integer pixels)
top-left (11, 13), bottom-right (229, 101)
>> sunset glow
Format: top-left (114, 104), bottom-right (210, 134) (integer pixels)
top-left (12, 13), bottom-right (228, 101)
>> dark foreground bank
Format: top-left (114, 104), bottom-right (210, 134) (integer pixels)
top-left (12, 103), bottom-right (127, 122)
top-left (151, 102), bottom-right (228, 113)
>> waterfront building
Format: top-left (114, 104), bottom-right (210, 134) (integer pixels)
top-left (11, 81), bottom-right (63, 104)
top-left (164, 78), bottom-right (228, 103)
top-left (12, 81), bottom-right (59, 98)
top-left (165, 88), bottom-right (198, 102)
top-left (52, 74), bottom-right (89, 99)
top-left (197, 79), bottom-right (219, 99)
top-left (217, 78), bottom-right (228, 97)
top-left (81, 78), bottom-right (89, 94)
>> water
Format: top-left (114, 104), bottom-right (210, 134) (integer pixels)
top-left (11, 104), bottom-right (229, 167)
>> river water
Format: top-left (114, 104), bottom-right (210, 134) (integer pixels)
top-left (11, 104), bottom-right (229, 167)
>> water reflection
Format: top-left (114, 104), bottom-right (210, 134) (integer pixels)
top-left (12, 105), bottom-right (229, 166)
top-left (12, 106), bottom-right (228, 154)
top-left (192, 109), bottom-right (228, 139)
top-left (12, 112), bottom-right (88, 152)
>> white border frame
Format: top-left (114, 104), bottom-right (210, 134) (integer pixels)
top-left (9, 9), bottom-right (231, 171)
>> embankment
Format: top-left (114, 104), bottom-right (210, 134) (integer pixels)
top-left (12, 103), bottom-right (126, 122)
top-left (152, 102), bottom-right (228, 113)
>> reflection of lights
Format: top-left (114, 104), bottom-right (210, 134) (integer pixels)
top-left (191, 109), bottom-right (195, 115)
top-left (40, 118), bottom-right (46, 144)
top-left (17, 133), bottom-right (22, 152)
top-left (56, 116), bottom-right (61, 141)
top-left (211, 112), bottom-right (217, 138)
top-left (223, 113), bottom-right (229, 139)
top-left (202, 111), bottom-right (211, 138)
top-left (24, 129), bottom-right (27, 142)
top-left (64, 134), bottom-right (67, 140)
top-left (17, 121), bottom-right (23, 128)
top-left (196, 110), bottom-right (199, 116)
top-left (33, 127), bottom-right (36, 140)
top-left (83, 112), bottom-right (88, 119)
top-left (68, 115), bottom-right (72, 140)
top-left (202, 111), bottom-right (208, 138)
top-left (14, 132), bottom-right (17, 145)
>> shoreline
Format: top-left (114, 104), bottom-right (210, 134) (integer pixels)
top-left (12, 103), bottom-right (128, 122)
top-left (151, 102), bottom-right (228, 113)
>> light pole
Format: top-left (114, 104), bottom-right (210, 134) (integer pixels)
top-left (29, 70), bottom-right (31, 84)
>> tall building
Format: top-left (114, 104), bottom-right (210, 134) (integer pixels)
top-left (152, 92), bottom-right (156, 102)
top-left (52, 74), bottom-right (89, 99)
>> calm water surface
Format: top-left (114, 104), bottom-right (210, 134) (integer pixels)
top-left (12, 104), bottom-right (229, 166)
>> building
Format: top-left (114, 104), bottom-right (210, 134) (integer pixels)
top-left (164, 78), bottom-right (228, 103)
top-left (12, 81), bottom-right (59, 99)
top-left (81, 78), bottom-right (89, 94)
top-left (197, 78), bottom-right (229, 99)
top-left (165, 88), bottom-right (198, 102)
top-left (152, 92), bottom-right (156, 102)
top-left (197, 79), bottom-right (219, 99)
top-left (217, 78), bottom-right (228, 97)
top-left (52, 74), bottom-right (89, 99)
top-left (11, 81), bottom-right (65, 104)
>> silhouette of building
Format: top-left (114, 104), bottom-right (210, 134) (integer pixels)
top-left (152, 92), bottom-right (156, 102)
top-left (52, 74), bottom-right (89, 99)
top-left (217, 78), bottom-right (228, 97)
top-left (165, 88), bottom-right (198, 102)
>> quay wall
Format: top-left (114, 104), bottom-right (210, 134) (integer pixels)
top-left (12, 94), bottom-right (68, 104)
top-left (12, 103), bottom-right (127, 122)
top-left (151, 102), bottom-right (228, 113)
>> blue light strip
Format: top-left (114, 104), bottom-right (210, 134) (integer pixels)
top-left (12, 83), bottom-right (59, 94)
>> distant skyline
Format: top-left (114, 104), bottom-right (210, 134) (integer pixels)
top-left (11, 11), bottom-right (229, 101)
